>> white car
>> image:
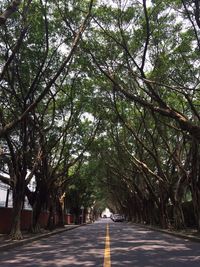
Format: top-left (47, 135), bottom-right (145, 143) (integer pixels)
top-left (111, 214), bottom-right (125, 222)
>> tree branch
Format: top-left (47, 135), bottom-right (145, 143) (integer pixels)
top-left (0, 0), bottom-right (21, 25)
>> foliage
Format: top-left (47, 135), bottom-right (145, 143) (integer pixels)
top-left (1, 0), bottom-right (200, 237)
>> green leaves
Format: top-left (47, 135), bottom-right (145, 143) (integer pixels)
top-left (1, 0), bottom-right (200, 229)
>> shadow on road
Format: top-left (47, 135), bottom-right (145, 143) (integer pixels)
top-left (110, 223), bottom-right (200, 267)
top-left (0, 220), bottom-right (200, 267)
top-left (0, 222), bottom-right (106, 266)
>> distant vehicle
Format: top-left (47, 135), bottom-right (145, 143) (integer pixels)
top-left (111, 214), bottom-right (125, 222)
top-left (103, 215), bottom-right (107, 218)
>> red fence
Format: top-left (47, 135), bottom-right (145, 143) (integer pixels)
top-left (0, 207), bottom-right (73, 234)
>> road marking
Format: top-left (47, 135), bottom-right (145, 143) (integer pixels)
top-left (104, 224), bottom-right (111, 267)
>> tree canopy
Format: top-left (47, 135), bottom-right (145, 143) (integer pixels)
top-left (0, 0), bottom-right (200, 239)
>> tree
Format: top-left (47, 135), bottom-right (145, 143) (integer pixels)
top-left (0, 0), bottom-right (94, 239)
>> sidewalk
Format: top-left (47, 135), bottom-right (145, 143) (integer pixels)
top-left (0, 224), bottom-right (85, 251)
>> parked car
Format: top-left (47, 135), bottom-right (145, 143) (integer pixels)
top-left (111, 214), bottom-right (125, 222)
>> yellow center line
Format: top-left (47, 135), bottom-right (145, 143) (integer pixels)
top-left (103, 223), bottom-right (111, 267)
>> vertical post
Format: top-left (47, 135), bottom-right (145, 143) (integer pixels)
top-left (80, 206), bottom-right (84, 224)
top-left (5, 188), bottom-right (9, 207)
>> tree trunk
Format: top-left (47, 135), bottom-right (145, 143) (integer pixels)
top-left (190, 139), bottom-right (200, 231)
top-left (173, 201), bottom-right (185, 230)
top-left (57, 199), bottom-right (65, 227)
top-left (158, 199), bottom-right (169, 229)
top-left (148, 200), bottom-right (158, 225)
top-left (9, 182), bottom-right (24, 240)
top-left (191, 188), bottom-right (200, 231)
top-left (30, 201), bottom-right (42, 233)
top-left (47, 199), bottom-right (56, 230)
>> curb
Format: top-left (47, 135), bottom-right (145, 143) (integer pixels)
top-left (130, 222), bottom-right (200, 243)
top-left (0, 224), bottom-right (87, 251)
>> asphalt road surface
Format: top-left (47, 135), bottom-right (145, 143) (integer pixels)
top-left (0, 219), bottom-right (200, 266)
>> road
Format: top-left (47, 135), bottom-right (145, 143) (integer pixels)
top-left (0, 219), bottom-right (200, 266)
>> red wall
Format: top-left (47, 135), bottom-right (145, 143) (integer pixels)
top-left (65, 214), bottom-right (74, 224)
top-left (0, 207), bottom-right (73, 234)
top-left (0, 207), bottom-right (12, 233)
